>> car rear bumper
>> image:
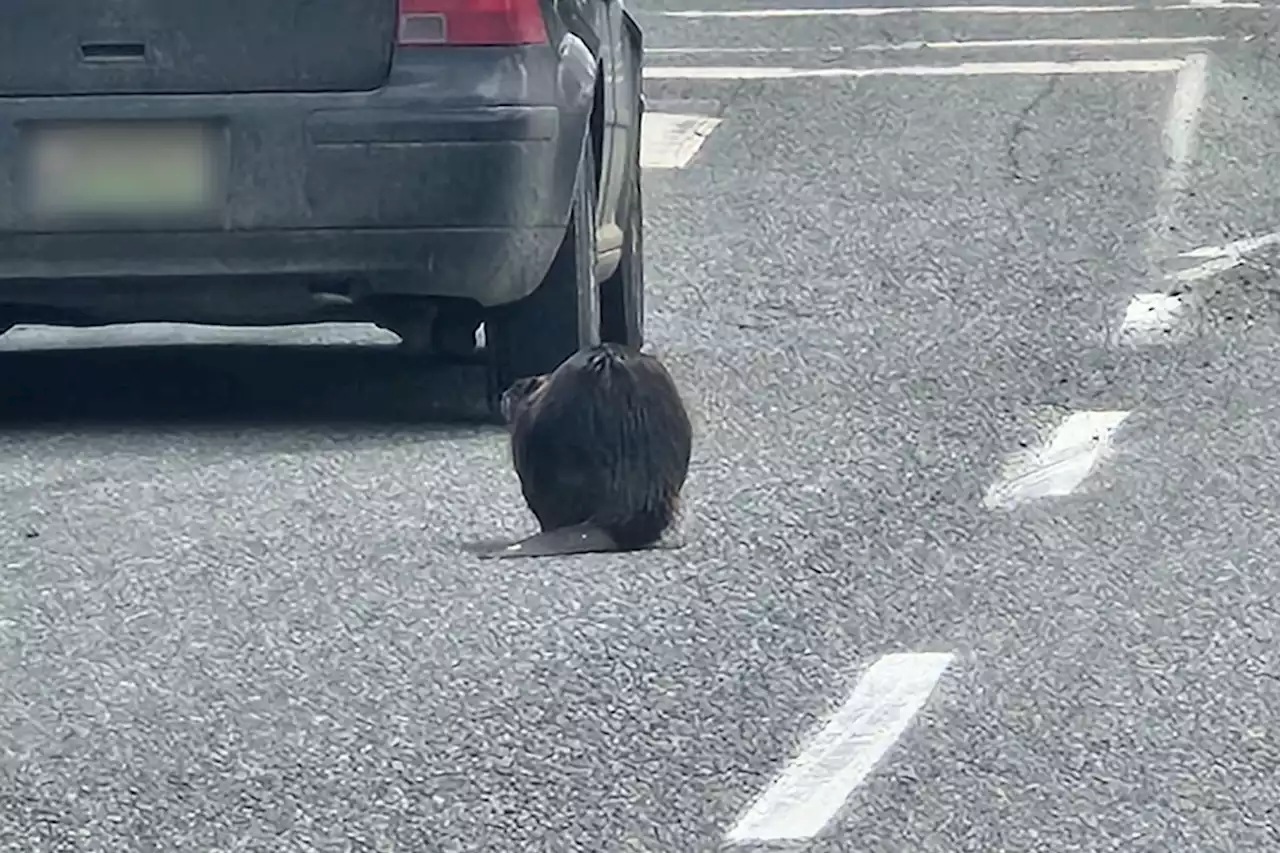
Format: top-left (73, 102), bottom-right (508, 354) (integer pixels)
top-left (0, 225), bottom-right (563, 311)
top-left (0, 47), bottom-right (584, 229)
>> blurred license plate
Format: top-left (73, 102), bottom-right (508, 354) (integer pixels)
top-left (27, 122), bottom-right (220, 218)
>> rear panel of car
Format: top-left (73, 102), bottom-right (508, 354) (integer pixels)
top-left (0, 0), bottom-right (584, 233)
top-left (0, 0), bottom-right (397, 96)
top-left (0, 0), bottom-right (604, 315)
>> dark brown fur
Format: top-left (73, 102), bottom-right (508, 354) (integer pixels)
top-left (469, 343), bottom-right (692, 559)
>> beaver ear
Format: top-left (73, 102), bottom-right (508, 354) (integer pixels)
top-left (502, 376), bottom-right (536, 401)
top-left (519, 375), bottom-right (551, 401)
top-left (500, 374), bottom-right (550, 423)
top-left (499, 381), bottom-right (529, 424)
top-left (510, 374), bottom-right (549, 394)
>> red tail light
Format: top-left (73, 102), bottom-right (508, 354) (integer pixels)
top-left (398, 0), bottom-right (548, 46)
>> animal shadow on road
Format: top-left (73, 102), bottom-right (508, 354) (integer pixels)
top-left (0, 341), bottom-right (503, 434)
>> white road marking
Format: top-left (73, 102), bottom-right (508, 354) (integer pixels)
top-left (645, 36), bottom-right (1226, 55)
top-left (725, 652), bottom-right (955, 845)
top-left (1117, 292), bottom-right (1190, 341)
top-left (645, 59), bottom-right (1185, 80)
top-left (1149, 53), bottom-right (1210, 260)
top-left (1116, 53), bottom-right (1209, 346)
top-left (1171, 254), bottom-right (1245, 282)
top-left (1179, 230), bottom-right (1280, 260)
top-left (1156, 230), bottom-right (1280, 287)
top-left (640, 112), bottom-right (723, 169)
top-left (983, 410), bottom-right (1132, 510)
top-left (660, 3), bottom-right (1259, 18)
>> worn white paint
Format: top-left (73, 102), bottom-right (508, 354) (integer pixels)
top-left (660, 3), bottom-right (1259, 18)
top-left (1117, 292), bottom-right (1190, 343)
top-left (1171, 254), bottom-right (1245, 283)
top-left (645, 36), bottom-right (1226, 55)
top-left (1179, 230), bottom-right (1280, 260)
top-left (983, 410), bottom-right (1132, 509)
top-left (645, 59), bottom-right (1185, 80)
top-left (1154, 231), bottom-right (1280, 286)
top-left (725, 652), bottom-right (954, 844)
top-left (1162, 229), bottom-right (1280, 281)
top-left (640, 112), bottom-right (723, 170)
top-left (1165, 54), bottom-right (1211, 186)
top-left (1146, 53), bottom-right (1210, 268)
top-left (1116, 53), bottom-right (1208, 347)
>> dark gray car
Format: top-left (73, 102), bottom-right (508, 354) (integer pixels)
top-left (0, 0), bottom-right (646, 407)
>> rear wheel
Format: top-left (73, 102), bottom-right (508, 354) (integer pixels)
top-left (485, 139), bottom-right (601, 414)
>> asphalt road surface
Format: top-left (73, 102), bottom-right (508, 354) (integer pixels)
top-left (4, 2), bottom-right (1280, 851)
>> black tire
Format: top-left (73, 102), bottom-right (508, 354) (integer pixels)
top-left (599, 145), bottom-right (644, 349)
top-left (486, 138), bottom-right (601, 412)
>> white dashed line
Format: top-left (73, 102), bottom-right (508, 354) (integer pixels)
top-left (1117, 292), bottom-right (1191, 343)
top-left (1179, 230), bottom-right (1280, 261)
top-left (983, 410), bottom-right (1132, 510)
top-left (1112, 53), bottom-right (1209, 347)
top-left (645, 59), bottom-right (1185, 80)
top-left (659, 3), bottom-right (1259, 18)
top-left (1171, 254), bottom-right (1246, 283)
top-left (1149, 53), bottom-right (1210, 262)
top-left (640, 112), bottom-right (723, 169)
top-left (725, 652), bottom-right (954, 845)
top-left (1152, 230), bottom-right (1280, 292)
top-left (1160, 231), bottom-right (1280, 289)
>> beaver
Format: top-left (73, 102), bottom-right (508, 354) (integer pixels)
top-left (470, 342), bottom-right (692, 559)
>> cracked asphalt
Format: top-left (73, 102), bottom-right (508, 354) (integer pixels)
top-left (4, 1), bottom-right (1280, 851)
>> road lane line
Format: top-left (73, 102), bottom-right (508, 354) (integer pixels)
top-left (1154, 230), bottom-right (1280, 289)
top-left (1172, 254), bottom-right (1246, 282)
top-left (640, 112), bottom-right (723, 169)
top-left (1116, 53), bottom-right (1209, 346)
top-left (1118, 292), bottom-right (1191, 342)
top-left (725, 652), bottom-right (954, 844)
top-left (645, 59), bottom-right (1185, 80)
top-left (1150, 53), bottom-right (1210, 259)
top-left (1179, 230), bottom-right (1280, 260)
top-left (659, 3), bottom-right (1259, 18)
top-left (645, 36), bottom-right (1227, 55)
top-left (983, 410), bottom-right (1132, 510)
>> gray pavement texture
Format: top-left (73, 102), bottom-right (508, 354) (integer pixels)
top-left (4, 1), bottom-right (1280, 852)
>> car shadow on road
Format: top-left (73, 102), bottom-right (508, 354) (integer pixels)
top-left (0, 343), bottom-right (503, 434)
